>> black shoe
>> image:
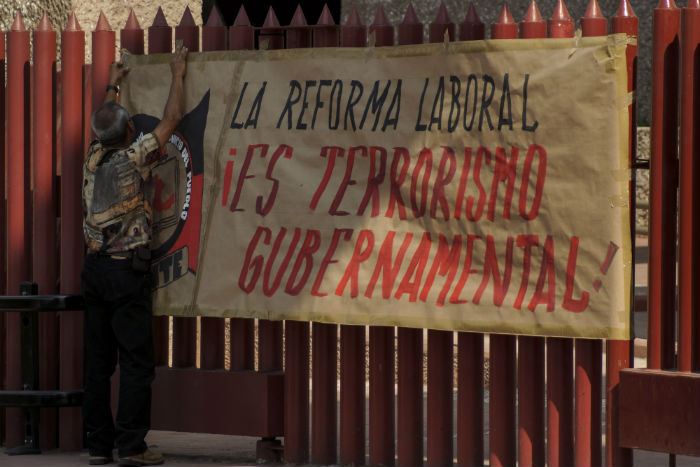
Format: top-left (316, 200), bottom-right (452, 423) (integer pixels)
top-left (89, 451), bottom-right (114, 465)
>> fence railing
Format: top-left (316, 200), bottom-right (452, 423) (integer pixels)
top-left (5, 1), bottom-right (698, 466)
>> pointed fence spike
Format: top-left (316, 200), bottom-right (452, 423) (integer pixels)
top-left (11, 13), bottom-right (26, 31)
top-left (465, 2), bottom-right (482, 23)
top-left (125, 10), bottom-right (141, 29)
top-left (346, 7), bottom-right (363, 27)
top-left (524, 0), bottom-right (544, 23)
top-left (317, 4), bottom-right (335, 25)
top-left (497, 3), bottom-right (516, 25)
top-left (152, 7), bottom-right (169, 27)
top-left (372, 5), bottom-right (390, 26)
top-left (205, 5), bottom-right (225, 27)
top-left (551, 0), bottom-right (573, 21)
top-left (616, 0), bottom-right (636, 16)
top-left (402, 3), bottom-right (420, 25)
top-left (585, 0), bottom-right (605, 18)
top-left (96, 11), bottom-right (112, 31)
top-left (38, 11), bottom-right (53, 31)
top-left (687, 0), bottom-right (700, 8)
top-left (233, 5), bottom-right (251, 26)
top-left (290, 5), bottom-right (308, 26)
top-left (433, 2), bottom-right (451, 23)
top-left (263, 7), bottom-right (281, 28)
top-left (179, 6), bottom-right (197, 27)
top-left (66, 11), bottom-right (82, 30)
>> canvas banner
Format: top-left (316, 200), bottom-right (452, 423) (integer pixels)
top-left (120, 35), bottom-right (632, 339)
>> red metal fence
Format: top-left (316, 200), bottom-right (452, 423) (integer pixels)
top-left (1, 0), bottom-right (697, 466)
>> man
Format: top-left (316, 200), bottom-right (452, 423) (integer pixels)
top-left (81, 44), bottom-right (188, 466)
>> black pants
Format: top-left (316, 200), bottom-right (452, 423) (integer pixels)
top-left (81, 253), bottom-right (154, 457)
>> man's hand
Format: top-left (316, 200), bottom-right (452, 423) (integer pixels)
top-left (170, 44), bottom-right (188, 79)
top-left (109, 62), bottom-right (129, 87)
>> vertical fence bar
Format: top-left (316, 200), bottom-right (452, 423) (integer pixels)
top-left (199, 5), bottom-right (227, 371)
top-left (311, 7), bottom-right (339, 465)
top-left (607, 2), bottom-right (637, 465)
top-left (59, 12), bottom-right (85, 450)
top-left (457, 9), bottom-right (485, 467)
top-left (172, 6), bottom-right (199, 369)
top-left (147, 7), bottom-right (172, 367)
top-left (367, 9), bottom-right (396, 465)
top-left (517, 7), bottom-right (547, 467)
top-left (396, 8), bottom-right (423, 465)
top-left (121, 10), bottom-right (145, 56)
top-left (488, 7), bottom-right (518, 467)
top-left (33, 12), bottom-right (59, 450)
top-left (5, 13), bottom-right (31, 450)
top-left (227, 5), bottom-right (255, 374)
top-left (92, 12), bottom-right (115, 121)
top-left (283, 7), bottom-right (310, 462)
top-left (255, 5), bottom-right (284, 375)
top-left (546, 5), bottom-right (576, 465)
top-left (649, 0), bottom-right (680, 371)
top-left (678, 0), bottom-right (699, 373)
top-left (256, 7), bottom-right (284, 374)
top-left (427, 7), bottom-right (454, 467)
top-left (0, 24), bottom-right (4, 445)
top-left (229, 5), bottom-right (254, 51)
top-left (338, 8), bottom-right (367, 467)
top-left (575, 5), bottom-right (606, 466)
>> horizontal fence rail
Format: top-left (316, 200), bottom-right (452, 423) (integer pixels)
top-left (4, 1), bottom-right (697, 466)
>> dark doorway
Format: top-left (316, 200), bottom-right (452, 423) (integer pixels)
top-left (203, 1), bottom-right (341, 27)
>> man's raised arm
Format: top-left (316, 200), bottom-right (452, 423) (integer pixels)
top-left (152, 44), bottom-right (188, 148)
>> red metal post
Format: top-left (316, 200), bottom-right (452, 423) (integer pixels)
top-left (546, 4), bottom-right (576, 466)
top-left (369, 5), bottom-right (394, 47)
top-left (229, 6), bottom-right (254, 51)
top-left (121, 10), bottom-right (144, 55)
top-left (678, 0), bottom-right (700, 373)
top-left (426, 8), bottom-right (455, 467)
top-left (0, 26), bottom-right (5, 446)
top-left (227, 5), bottom-right (256, 375)
top-left (649, 0), bottom-right (680, 374)
top-left (491, 3), bottom-right (517, 40)
top-left (396, 9), bottom-right (423, 465)
top-left (260, 7), bottom-right (284, 51)
top-left (33, 12), bottom-right (59, 450)
top-left (281, 7), bottom-right (310, 462)
top-left (148, 7), bottom-right (172, 55)
top-left (337, 9), bottom-right (367, 467)
top-left (488, 8), bottom-right (518, 467)
top-left (520, 0), bottom-right (546, 39)
top-left (457, 333), bottom-right (484, 467)
top-left (172, 6), bottom-right (199, 369)
top-left (574, 6), bottom-right (606, 466)
top-left (314, 4), bottom-right (338, 47)
top-left (397, 327), bottom-right (423, 467)
top-left (607, 2), bottom-right (638, 465)
top-left (199, 5), bottom-right (227, 371)
top-left (459, 2), bottom-right (485, 41)
top-left (429, 3), bottom-right (455, 43)
top-left (367, 11), bottom-right (395, 464)
top-left (92, 12), bottom-right (115, 120)
top-left (398, 4), bottom-right (423, 45)
top-left (311, 323), bottom-right (337, 465)
top-left (60, 12), bottom-right (85, 450)
top-left (147, 7), bottom-right (172, 367)
top-left (311, 11), bottom-right (339, 464)
top-left (5, 13), bottom-right (31, 449)
top-left (256, 7), bottom-right (284, 374)
top-left (457, 13), bottom-right (485, 466)
top-left (286, 5), bottom-right (312, 50)
top-left (517, 10), bottom-right (546, 467)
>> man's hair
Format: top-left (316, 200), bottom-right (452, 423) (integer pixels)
top-left (91, 102), bottom-right (130, 145)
